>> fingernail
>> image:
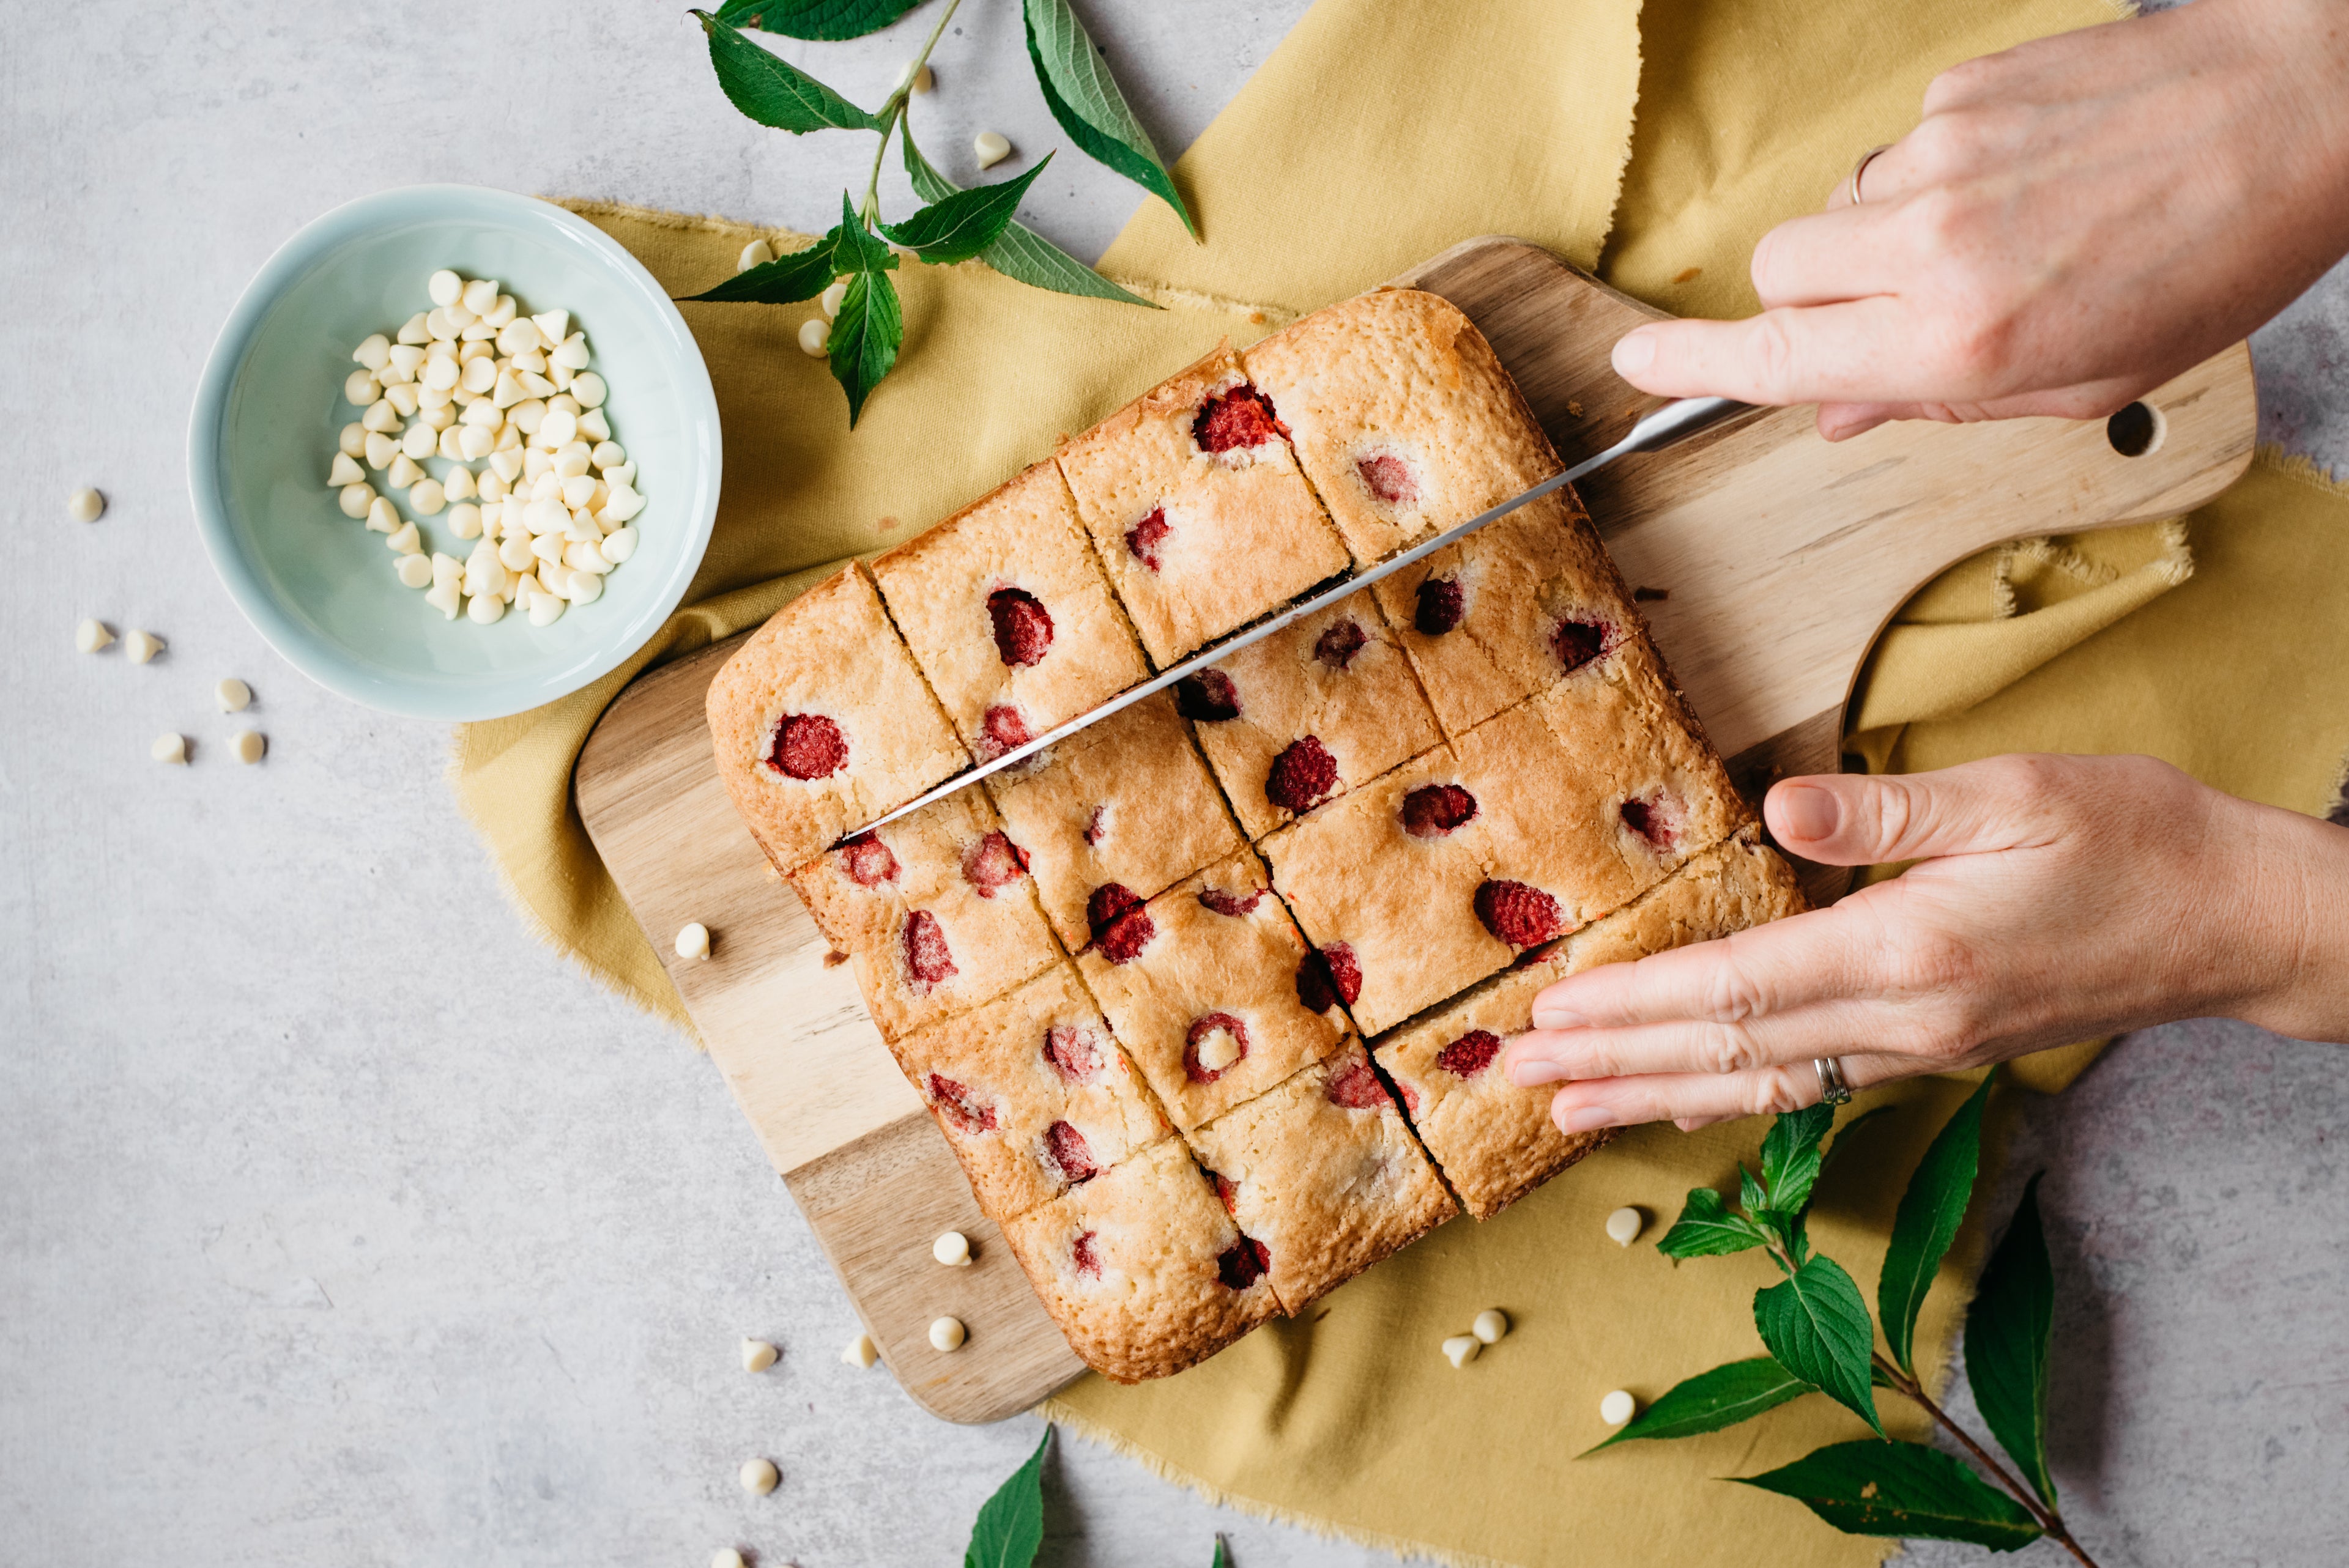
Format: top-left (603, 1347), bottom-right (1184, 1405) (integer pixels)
top-left (1611, 330), bottom-right (1655, 377)
top-left (1529, 1007), bottom-right (1583, 1030)
top-left (1559, 1104), bottom-right (1618, 1134)
top-left (1778, 782), bottom-right (1839, 841)
top-left (1512, 1059), bottom-right (1568, 1088)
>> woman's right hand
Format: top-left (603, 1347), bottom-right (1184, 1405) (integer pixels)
top-left (1608, 0), bottom-right (2349, 440)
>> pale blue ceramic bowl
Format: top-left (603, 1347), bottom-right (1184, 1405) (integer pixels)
top-left (189, 185), bottom-right (721, 721)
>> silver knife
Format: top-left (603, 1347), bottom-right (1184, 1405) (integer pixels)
top-left (836, 395), bottom-right (1753, 846)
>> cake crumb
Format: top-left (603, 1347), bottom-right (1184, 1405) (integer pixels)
top-left (1672, 266), bottom-right (1702, 284)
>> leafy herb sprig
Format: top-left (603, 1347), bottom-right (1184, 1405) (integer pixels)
top-left (684, 0), bottom-right (1180, 425)
top-left (1588, 1074), bottom-right (2101, 1566)
top-left (962, 1425), bottom-right (1228, 1566)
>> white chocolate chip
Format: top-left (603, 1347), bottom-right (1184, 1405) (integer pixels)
top-left (151, 732), bottom-right (186, 764)
top-left (425, 580), bottom-right (462, 620)
top-left (388, 453), bottom-right (424, 490)
top-left (338, 423), bottom-right (367, 458)
top-left (1472, 1309), bottom-right (1509, 1345)
top-left (842, 1332), bottom-right (879, 1369)
top-left (1600, 1389), bottom-right (1636, 1426)
top-left (395, 553), bottom-right (434, 588)
top-left (386, 520), bottom-right (423, 555)
top-left (928, 1315), bottom-right (967, 1353)
top-left (713, 1551), bottom-right (746, 1568)
top-left (1193, 1023), bottom-right (1242, 1074)
top-left (68, 487), bottom-right (105, 523)
top-left (525, 589), bottom-right (566, 626)
top-left (366, 497), bottom-right (400, 534)
top-left (1606, 1206), bottom-right (1645, 1247)
top-left (551, 332), bottom-right (590, 371)
top-left (974, 130), bottom-right (1012, 169)
top-left (932, 1231), bottom-right (972, 1267)
top-left (328, 452), bottom-right (365, 487)
top-left (738, 238), bottom-right (776, 272)
top-left (740, 1337), bottom-right (779, 1373)
top-left (798, 317), bottom-right (830, 357)
top-left (599, 526), bottom-right (638, 564)
top-left (428, 269), bottom-right (462, 307)
top-left (340, 483), bottom-right (376, 519)
top-left (1442, 1334), bottom-right (1480, 1368)
top-left (229, 730), bottom-right (265, 765)
top-left (532, 309), bottom-right (569, 346)
top-left (75, 618), bottom-right (114, 654)
top-left (344, 369), bottom-right (381, 405)
top-left (410, 479), bottom-right (447, 516)
top-left (674, 922), bottom-right (711, 960)
top-left (364, 431), bottom-right (398, 470)
top-left (820, 279), bottom-right (848, 319)
top-left (396, 311), bottom-right (430, 346)
top-left (467, 591), bottom-right (505, 624)
top-left (572, 374), bottom-right (607, 412)
top-left (124, 629), bottom-right (164, 664)
top-left (894, 61), bottom-right (934, 95)
top-left (566, 569), bottom-right (603, 605)
top-left (444, 465), bottom-right (477, 501)
top-left (737, 1457), bottom-right (779, 1496)
top-left (215, 677), bottom-right (251, 713)
top-left (461, 276), bottom-right (499, 316)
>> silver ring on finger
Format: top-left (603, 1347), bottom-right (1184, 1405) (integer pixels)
top-left (1842, 143), bottom-right (1893, 207)
top-left (1814, 1056), bottom-right (1853, 1107)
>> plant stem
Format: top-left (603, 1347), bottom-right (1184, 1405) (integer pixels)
top-left (858, 0), bottom-right (964, 230)
top-left (1872, 1354), bottom-right (2101, 1568)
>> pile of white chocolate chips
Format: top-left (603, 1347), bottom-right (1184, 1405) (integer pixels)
top-left (325, 269), bottom-right (644, 627)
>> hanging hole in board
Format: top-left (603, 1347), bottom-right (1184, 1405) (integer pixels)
top-left (2107, 401), bottom-right (2162, 457)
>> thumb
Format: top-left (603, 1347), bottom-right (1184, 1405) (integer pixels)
top-left (1610, 298), bottom-right (1901, 407)
top-left (1765, 761), bottom-right (2057, 866)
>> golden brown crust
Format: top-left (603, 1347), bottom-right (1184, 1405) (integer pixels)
top-left (1055, 342), bottom-right (1351, 665)
top-left (1368, 498), bottom-right (1637, 739)
top-left (1240, 288), bottom-right (1569, 566)
top-left (786, 791), bottom-right (1060, 1041)
top-left (870, 459), bottom-right (1151, 758)
top-left (1182, 588), bottom-right (1442, 839)
top-left (1259, 745), bottom-right (1508, 1037)
top-left (1373, 827), bottom-right (1805, 1218)
top-left (891, 964), bottom-right (1171, 1222)
top-left (985, 692), bottom-right (1246, 951)
top-left (1186, 1040), bottom-right (1457, 1313)
top-left (1000, 1137), bottom-right (1282, 1383)
top-left (706, 564), bottom-right (970, 874)
top-left (1074, 849), bottom-right (1346, 1131)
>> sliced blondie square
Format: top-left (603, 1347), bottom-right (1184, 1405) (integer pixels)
top-left (1075, 849), bottom-right (1345, 1132)
top-left (1055, 342), bottom-right (1351, 665)
top-left (1186, 1039), bottom-right (1457, 1313)
top-left (870, 459), bottom-right (1151, 761)
top-left (1239, 287), bottom-right (1567, 566)
top-left (1260, 744), bottom-right (1510, 1037)
top-left (1368, 499), bottom-right (1639, 738)
top-left (985, 690), bottom-right (1245, 953)
top-left (1375, 826), bottom-right (1806, 1218)
top-left (1000, 1135), bottom-right (1284, 1383)
top-left (1176, 589), bottom-right (1441, 839)
top-left (891, 963), bottom-right (1170, 1222)
top-left (1450, 643), bottom-right (1749, 941)
top-left (787, 790), bottom-right (1058, 1041)
top-left (707, 563), bottom-right (970, 875)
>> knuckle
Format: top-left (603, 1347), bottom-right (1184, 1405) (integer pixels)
top-left (1747, 1068), bottom-right (1809, 1118)
top-left (1695, 1021), bottom-right (1766, 1077)
top-left (1746, 312), bottom-right (1803, 403)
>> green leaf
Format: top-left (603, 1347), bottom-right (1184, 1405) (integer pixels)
top-left (1021, 0), bottom-right (1197, 237)
top-left (675, 237), bottom-right (839, 304)
top-left (1816, 1105), bottom-right (1894, 1183)
top-left (1734, 1440), bottom-right (2043, 1551)
top-left (1738, 1161), bottom-right (1768, 1216)
top-left (1580, 1358), bottom-right (1813, 1454)
top-left (1966, 1172), bottom-right (2057, 1509)
top-left (965, 1425), bottom-right (1051, 1568)
top-left (882, 154), bottom-right (1056, 264)
top-left (1879, 1071), bottom-right (1996, 1373)
top-left (905, 130), bottom-right (1158, 306)
top-left (1210, 1538), bottom-right (1231, 1568)
top-left (713, 0), bottom-right (922, 39)
top-left (1754, 1255), bottom-right (1881, 1435)
top-left (1761, 1103), bottom-right (1834, 1213)
top-left (695, 10), bottom-right (882, 133)
top-left (1655, 1186), bottom-right (1768, 1259)
top-left (825, 193), bottom-right (902, 426)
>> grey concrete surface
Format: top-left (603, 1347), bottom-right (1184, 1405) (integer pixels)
top-left (2, 3), bottom-right (2344, 1566)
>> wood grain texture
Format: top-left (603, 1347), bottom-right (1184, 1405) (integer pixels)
top-left (575, 237), bottom-right (2256, 1423)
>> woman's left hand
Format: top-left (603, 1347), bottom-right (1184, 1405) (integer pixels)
top-left (1504, 753), bottom-right (2349, 1133)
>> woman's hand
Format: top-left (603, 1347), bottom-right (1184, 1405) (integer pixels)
top-left (1609, 0), bottom-right (2349, 440)
top-left (1505, 755), bottom-right (2349, 1132)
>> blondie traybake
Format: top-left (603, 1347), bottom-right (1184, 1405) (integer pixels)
top-left (703, 286), bottom-right (1806, 1384)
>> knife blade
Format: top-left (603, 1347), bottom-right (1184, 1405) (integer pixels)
top-left (834, 394), bottom-right (1753, 846)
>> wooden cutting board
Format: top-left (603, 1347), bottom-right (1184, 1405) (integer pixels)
top-left (574, 236), bottom-right (2255, 1424)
